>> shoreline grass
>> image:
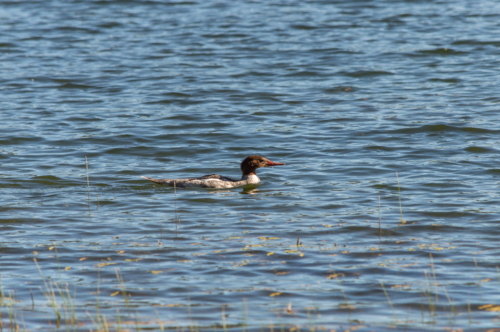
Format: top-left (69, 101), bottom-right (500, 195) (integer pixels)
top-left (3, 234), bottom-right (497, 331)
top-left (1, 258), bottom-right (497, 332)
top-left (85, 156), bottom-right (91, 214)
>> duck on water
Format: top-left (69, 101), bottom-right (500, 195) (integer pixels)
top-left (142, 155), bottom-right (285, 189)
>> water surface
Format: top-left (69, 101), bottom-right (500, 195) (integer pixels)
top-left (2, 0), bottom-right (500, 330)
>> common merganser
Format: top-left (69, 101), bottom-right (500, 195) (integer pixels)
top-left (142, 155), bottom-right (285, 189)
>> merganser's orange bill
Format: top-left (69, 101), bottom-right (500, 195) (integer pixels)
top-left (266, 160), bottom-right (285, 166)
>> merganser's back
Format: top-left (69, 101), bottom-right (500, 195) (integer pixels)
top-left (141, 155), bottom-right (285, 189)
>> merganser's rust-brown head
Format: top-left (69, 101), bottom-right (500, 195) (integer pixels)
top-left (240, 155), bottom-right (285, 175)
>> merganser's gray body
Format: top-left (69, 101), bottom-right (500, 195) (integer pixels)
top-left (142, 155), bottom-right (284, 189)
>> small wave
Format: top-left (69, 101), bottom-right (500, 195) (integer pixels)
top-left (390, 124), bottom-right (497, 134)
top-left (464, 146), bottom-right (497, 154)
top-left (340, 70), bottom-right (394, 77)
top-left (416, 48), bottom-right (467, 56)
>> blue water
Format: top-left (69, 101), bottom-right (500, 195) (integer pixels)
top-left (2, 0), bottom-right (500, 330)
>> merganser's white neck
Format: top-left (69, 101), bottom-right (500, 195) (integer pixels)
top-left (242, 174), bottom-right (260, 184)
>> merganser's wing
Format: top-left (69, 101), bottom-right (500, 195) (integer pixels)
top-left (197, 174), bottom-right (239, 182)
top-left (141, 176), bottom-right (184, 185)
top-left (141, 175), bottom-right (243, 188)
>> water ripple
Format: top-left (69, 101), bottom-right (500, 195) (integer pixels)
top-left (2, 0), bottom-right (500, 330)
